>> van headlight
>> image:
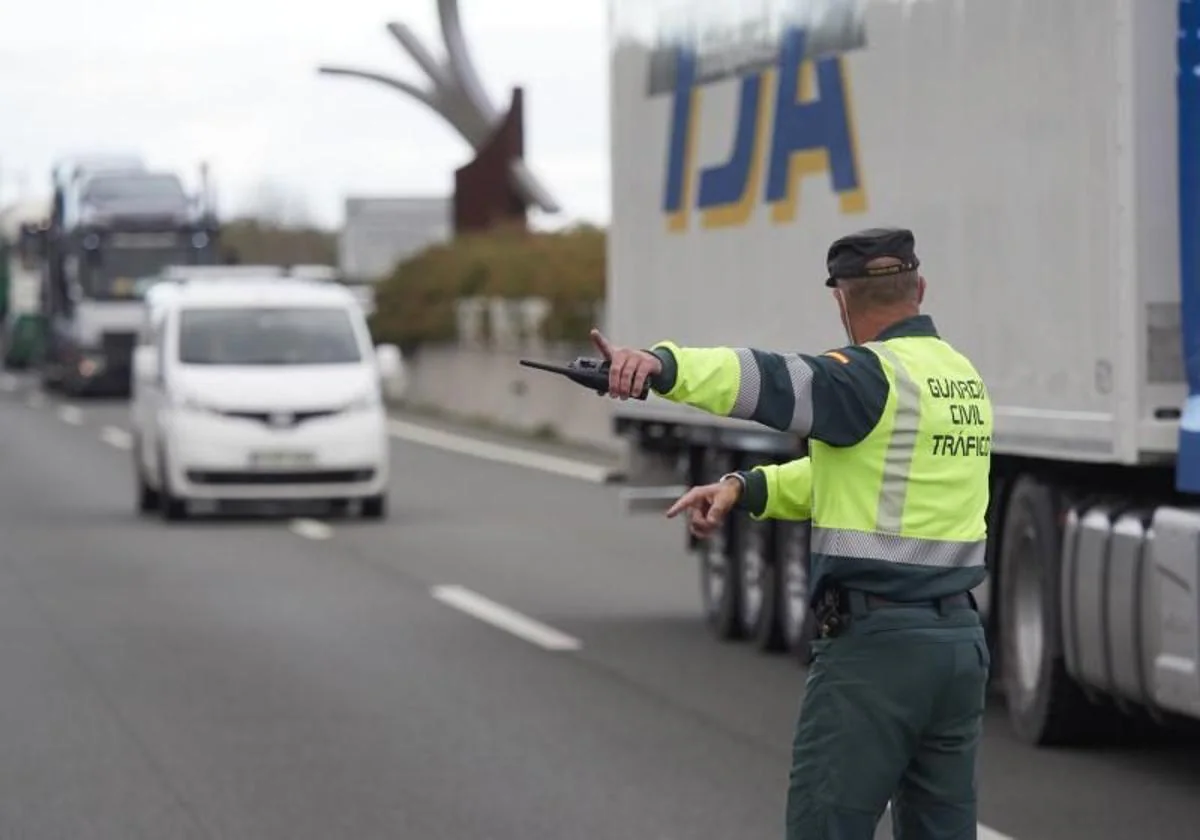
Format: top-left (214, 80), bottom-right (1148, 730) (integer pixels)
top-left (171, 393), bottom-right (219, 414)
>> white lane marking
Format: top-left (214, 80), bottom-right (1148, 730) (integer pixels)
top-left (431, 584), bottom-right (582, 652)
top-left (58, 405), bottom-right (83, 425)
top-left (100, 426), bottom-right (133, 450)
top-left (289, 518), bottom-right (333, 540)
top-left (388, 419), bottom-right (616, 484)
top-left (26, 392), bottom-right (44, 408)
top-left (978, 826), bottom-right (1014, 840)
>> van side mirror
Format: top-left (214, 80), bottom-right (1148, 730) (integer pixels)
top-left (375, 343), bottom-right (407, 399)
top-left (133, 345), bottom-right (159, 382)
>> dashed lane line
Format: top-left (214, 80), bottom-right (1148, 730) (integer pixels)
top-left (100, 426), bottom-right (133, 450)
top-left (289, 518), bottom-right (333, 540)
top-left (387, 419), bottom-right (618, 484)
top-left (430, 584), bottom-right (582, 652)
top-left (58, 405), bottom-right (83, 425)
top-left (879, 803), bottom-right (1013, 840)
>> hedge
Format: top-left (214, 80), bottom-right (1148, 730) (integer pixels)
top-left (369, 223), bottom-right (606, 348)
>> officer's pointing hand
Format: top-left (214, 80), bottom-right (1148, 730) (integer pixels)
top-left (665, 478), bottom-right (741, 539)
top-left (590, 328), bottom-right (662, 399)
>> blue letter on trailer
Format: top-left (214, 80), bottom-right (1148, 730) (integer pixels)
top-left (1177, 0), bottom-right (1200, 492)
top-left (661, 26), bottom-right (867, 232)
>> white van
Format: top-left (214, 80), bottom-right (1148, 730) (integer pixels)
top-left (130, 274), bottom-right (405, 521)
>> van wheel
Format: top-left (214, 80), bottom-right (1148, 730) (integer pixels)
top-left (158, 450), bottom-right (188, 521)
top-left (1000, 475), bottom-right (1105, 745)
top-left (361, 494), bottom-right (387, 520)
top-left (134, 441), bottom-right (160, 514)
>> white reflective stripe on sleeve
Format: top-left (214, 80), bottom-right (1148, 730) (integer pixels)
top-left (730, 348), bottom-right (813, 434)
top-left (812, 528), bottom-right (986, 568)
top-left (731, 348), bottom-right (761, 417)
top-left (865, 342), bottom-right (922, 531)
top-left (783, 353), bottom-right (814, 435)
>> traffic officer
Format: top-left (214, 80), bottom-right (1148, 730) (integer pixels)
top-left (590, 227), bottom-right (993, 840)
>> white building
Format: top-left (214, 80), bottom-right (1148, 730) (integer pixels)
top-left (339, 196), bottom-right (451, 283)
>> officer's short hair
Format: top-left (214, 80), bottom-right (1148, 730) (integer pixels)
top-left (836, 258), bottom-right (920, 309)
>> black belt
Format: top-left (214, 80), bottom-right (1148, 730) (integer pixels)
top-left (852, 591), bottom-right (973, 611)
top-left (816, 588), bottom-right (976, 638)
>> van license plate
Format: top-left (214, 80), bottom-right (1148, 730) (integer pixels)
top-left (249, 450), bottom-right (315, 469)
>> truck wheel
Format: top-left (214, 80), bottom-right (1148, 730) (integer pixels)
top-left (697, 449), bottom-right (742, 640)
top-left (38, 364), bottom-right (59, 392)
top-left (61, 369), bottom-right (81, 398)
top-left (999, 474), bottom-right (1099, 745)
top-left (779, 522), bottom-right (817, 665)
top-left (736, 517), bottom-right (785, 651)
top-left (700, 517), bottom-right (742, 640)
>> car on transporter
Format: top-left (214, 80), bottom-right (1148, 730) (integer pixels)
top-left (129, 271), bottom-right (405, 521)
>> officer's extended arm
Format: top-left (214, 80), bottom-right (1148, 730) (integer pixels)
top-left (736, 457), bottom-right (813, 521)
top-left (647, 341), bottom-right (889, 445)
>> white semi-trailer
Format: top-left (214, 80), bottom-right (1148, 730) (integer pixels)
top-left (605, 0), bottom-right (1200, 744)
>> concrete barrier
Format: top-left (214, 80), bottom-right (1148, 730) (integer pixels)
top-left (390, 342), bottom-right (623, 455)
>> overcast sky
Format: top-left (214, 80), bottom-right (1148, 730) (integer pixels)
top-left (0, 0), bottom-right (610, 229)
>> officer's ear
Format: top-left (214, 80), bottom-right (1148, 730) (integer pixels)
top-left (833, 287), bottom-right (855, 343)
top-left (916, 275), bottom-right (926, 305)
top-left (832, 287), bottom-right (847, 318)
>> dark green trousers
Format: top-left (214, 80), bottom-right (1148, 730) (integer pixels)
top-left (786, 598), bottom-right (989, 840)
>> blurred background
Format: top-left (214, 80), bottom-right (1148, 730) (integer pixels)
top-left (0, 3), bottom-right (1198, 840)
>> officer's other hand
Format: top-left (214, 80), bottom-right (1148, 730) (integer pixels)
top-left (590, 327), bottom-right (662, 399)
top-left (665, 478), bottom-right (741, 539)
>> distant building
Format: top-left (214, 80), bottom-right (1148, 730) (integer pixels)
top-left (339, 196), bottom-right (451, 283)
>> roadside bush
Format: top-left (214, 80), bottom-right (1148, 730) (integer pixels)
top-left (369, 224), bottom-right (606, 349)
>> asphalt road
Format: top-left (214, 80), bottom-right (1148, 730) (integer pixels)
top-left (0, 375), bottom-right (1196, 840)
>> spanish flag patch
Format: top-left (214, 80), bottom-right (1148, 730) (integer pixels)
top-left (823, 350), bottom-right (851, 365)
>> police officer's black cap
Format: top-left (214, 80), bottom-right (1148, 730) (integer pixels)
top-left (825, 227), bottom-right (920, 287)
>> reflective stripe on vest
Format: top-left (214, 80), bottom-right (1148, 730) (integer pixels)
top-left (868, 342), bottom-right (920, 533)
top-left (811, 527), bottom-right (985, 568)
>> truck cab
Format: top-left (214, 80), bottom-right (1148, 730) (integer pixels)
top-left (32, 154), bottom-right (221, 396)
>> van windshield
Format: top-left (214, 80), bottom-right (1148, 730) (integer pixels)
top-left (178, 306), bottom-right (363, 365)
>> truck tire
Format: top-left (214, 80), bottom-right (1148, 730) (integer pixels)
top-left (698, 449), bottom-right (742, 640)
top-left (736, 516), bottom-right (786, 651)
top-left (700, 517), bottom-right (742, 640)
top-left (38, 363), bottom-right (60, 392)
top-left (999, 474), bottom-right (1099, 745)
top-left (778, 521), bottom-right (817, 665)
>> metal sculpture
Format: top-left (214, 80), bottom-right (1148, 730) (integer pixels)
top-left (318, 0), bottom-right (560, 217)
